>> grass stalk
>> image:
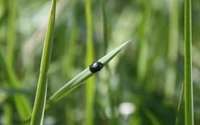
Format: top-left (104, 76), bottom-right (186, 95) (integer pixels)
top-left (7, 0), bottom-right (16, 64)
top-left (4, 1), bottom-right (32, 122)
top-left (175, 82), bottom-right (184, 125)
top-left (4, 102), bottom-right (12, 125)
top-left (100, 1), bottom-right (116, 123)
top-left (184, 0), bottom-right (194, 124)
top-left (0, 51), bottom-right (31, 123)
top-left (137, 0), bottom-right (151, 85)
top-left (85, 0), bottom-right (95, 124)
top-left (100, 0), bottom-right (108, 54)
top-left (63, 15), bottom-right (79, 125)
top-left (165, 0), bottom-right (179, 100)
top-left (144, 108), bottom-right (160, 125)
top-left (101, 0), bottom-right (116, 123)
top-left (63, 24), bottom-right (78, 75)
top-left (30, 0), bottom-right (56, 124)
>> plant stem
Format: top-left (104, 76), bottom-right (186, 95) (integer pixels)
top-left (0, 51), bottom-right (31, 123)
top-left (7, 0), bottom-right (16, 65)
top-left (175, 82), bottom-right (184, 125)
top-left (137, 0), bottom-right (151, 85)
top-left (85, 0), bottom-right (95, 124)
top-left (30, 0), bottom-right (56, 124)
top-left (184, 0), bottom-right (194, 124)
top-left (4, 102), bottom-right (12, 125)
top-left (165, 0), bottom-right (179, 100)
top-left (101, 0), bottom-right (108, 54)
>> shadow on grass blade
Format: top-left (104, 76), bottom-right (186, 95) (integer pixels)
top-left (47, 40), bottom-right (131, 104)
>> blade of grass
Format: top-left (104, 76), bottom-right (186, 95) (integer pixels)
top-left (4, 102), bottom-right (12, 125)
top-left (0, 51), bottom-right (31, 123)
top-left (144, 108), bottom-right (160, 125)
top-left (62, 24), bottom-right (79, 75)
top-left (4, 1), bottom-right (32, 122)
top-left (63, 3), bottom-right (79, 124)
top-left (184, 0), bottom-right (194, 124)
top-left (6, 1), bottom-right (32, 121)
top-left (101, 0), bottom-right (108, 54)
top-left (21, 0), bottom-right (71, 69)
top-left (47, 40), bottom-right (131, 104)
top-left (100, 0), bottom-right (117, 124)
top-left (175, 82), bottom-right (184, 125)
top-left (6, 0), bottom-right (16, 65)
top-left (85, 0), bottom-right (95, 124)
top-left (30, 0), bottom-right (56, 125)
top-left (137, 0), bottom-right (151, 85)
top-left (165, 0), bottom-right (179, 100)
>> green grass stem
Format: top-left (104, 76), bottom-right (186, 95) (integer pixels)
top-left (165, 0), bottom-right (179, 100)
top-left (85, 0), bottom-right (95, 124)
top-left (137, 0), bottom-right (151, 85)
top-left (184, 0), bottom-right (194, 124)
top-left (4, 102), bottom-right (12, 125)
top-left (6, 0), bottom-right (16, 65)
top-left (101, 0), bottom-right (108, 54)
top-left (100, 0), bottom-right (116, 123)
top-left (0, 51), bottom-right (31, 123)
top-left (175, 82), bottom-right (184, 125)
top-left (63, 24), bottom-right (78, 76)
top-left (30, 0), bottom-right (56, 124)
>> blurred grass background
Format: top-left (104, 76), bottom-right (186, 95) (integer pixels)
top-left (0, 0), bottom-right (200, 124)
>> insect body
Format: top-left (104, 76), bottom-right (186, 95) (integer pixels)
top-left (89, 61), bottom-right (103, 73)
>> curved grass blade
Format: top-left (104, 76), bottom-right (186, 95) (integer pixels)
top-left (0, 51), bottom-right (31, 123)
top-left (47, 40), bottom-right (131, 104)
top-left (175, 82), bottom-right (184, 125)
top-left (30, 0), bottom-right (56, 125)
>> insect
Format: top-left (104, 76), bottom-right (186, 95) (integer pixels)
top-left (89, 61), bottom-right (104, 73)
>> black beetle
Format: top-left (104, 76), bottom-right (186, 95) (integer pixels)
top-left (89, 61), bottom-right (103, 73)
